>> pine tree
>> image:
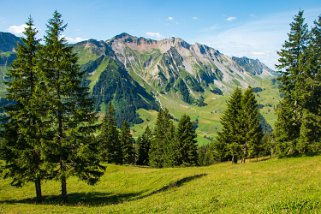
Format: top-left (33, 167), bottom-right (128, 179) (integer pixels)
top-left (120, 120), bottom-right (135, 164)
top-left (137, 126), bottom-right (152, 166)
top-left (1, 17), bottom-right (47, 203)
top-left (99, 104), bottom-right (123, 164)
top-left (297, 109), bottom-right (321, 154)
top-left (38, 11), bottom-right (105, 203)
top-left (274, 99), bottom-right (299, 156)
top-left (242, 87), bottom-right (263, 160)
top-left (215, 88), bottom-right (243, 163)
top-left (149, 108), bottom-right (175, 167)
top-left (276, 10), bottom-right (309, 101)
top-left (297, 16), bottom-right (321, 154)
top-left (274, 10), bottom-right (310, 155)
top-left (176, 114), bottom-right (198, 166)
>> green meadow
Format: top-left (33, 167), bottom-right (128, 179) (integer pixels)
top-left (1, 155), bottom-right (321, 213)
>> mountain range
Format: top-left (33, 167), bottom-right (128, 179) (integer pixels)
top-left (0, 32), bottom-right (279, 142)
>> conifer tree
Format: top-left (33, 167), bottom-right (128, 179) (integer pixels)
top-left (120, 120), bottom-right (135, 164)
top-left (99, 104), bottom-right (123, 164)
top-left (297, 15), bottom-right (321, 154)
top-left (1, 17), bottom-right (47, 203)
top-left (149, 108), bottom-right (175, 167)
top-left (242, 87), bottom-right (263, 159)
top-left (38, 11), bottom-right (105, 203)
top-left (163, 122), bottom-right (178, 167)
top-left (216, 88), bottom-right (243, 163)
top-left (297, 109), bottom-right (321, 154)
top-left (137, 126), bottom-right (152, 166)
top-left (274, 10), bottom-right (309, 155)
top-left (276, 10), bottom-right (309, 101)
top-left (176, 114), bottom-right (198, 166)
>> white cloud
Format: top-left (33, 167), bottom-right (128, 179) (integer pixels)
top-left (192, 16), bottom-right (199, 20)
top-left (167, 16), bottom-right (173, 21)
top-left (193, 8), bottom-right (321, 69)
top-left (226, 16), bottom-right (237, 22)
top-left (8, 24), bottom-right (26, 35)
top-left (64, 36), bottom-right (87, 43)
top-left (146, 32), bottom-right (163, 39)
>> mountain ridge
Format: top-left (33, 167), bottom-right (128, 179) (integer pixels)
top-left (0, 31), bottom-right (278, 134)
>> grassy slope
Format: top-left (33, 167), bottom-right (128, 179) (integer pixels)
top-left (1, 156), bottom-right (321, 213)
top-left (132, 77), bottom-right (280, 145)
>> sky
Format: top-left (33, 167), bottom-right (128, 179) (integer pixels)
top-left (1, 0), bottom-right (321, 69)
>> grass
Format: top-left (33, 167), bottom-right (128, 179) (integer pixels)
top-left (131, 77), bottom-right (279, 145)
top-left (1, 156), bottom-right (321, 213)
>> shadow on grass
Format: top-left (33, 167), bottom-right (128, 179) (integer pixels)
top-left (249, 156), bottom-right (272, 162)
top-left (0, 173), bottom-right (207, 206)
top-left (0, 192), bottom-right (142, 206)
top-left (136, 173), bottom-right (207, 200)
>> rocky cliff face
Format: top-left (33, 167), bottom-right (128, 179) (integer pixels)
top-left (0, 31), bottom-right (277, 124)
top-left (104, 33), bottom-right (275, 96)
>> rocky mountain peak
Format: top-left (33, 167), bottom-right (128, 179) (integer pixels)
top-left (160, 37), bottom-right (191, 49)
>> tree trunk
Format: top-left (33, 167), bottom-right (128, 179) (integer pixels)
top-left (35, 178), bottom-right (42, 203)
top-left (60, 159), bottom-right (67, 203)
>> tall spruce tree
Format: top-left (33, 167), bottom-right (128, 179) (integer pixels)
top-left (149, 108), bottom-right (175, 167)
top-left (274, 10), bottom-right (309, 155)
top-left (137, 126), bottom-right (152, 166)
top-left (1, 17), bottom-right (46, 203)
top-left (120, 120), bottom-right (135, 164)
top-left (215, 87), bottom-right (243, 163)
top-left (242, 87), bottom-right (263, 159)
top-left (297, 15), bottom-right (321, 154)
top-left (99, 104), bottom-right (123, 164)
top-left (176, 114), bottom-right (198, 166)
top-left (38, 11), bottom-right (105, 203)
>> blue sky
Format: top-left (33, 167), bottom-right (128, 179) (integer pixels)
top-left (1, 0), bottom-right (321, 68)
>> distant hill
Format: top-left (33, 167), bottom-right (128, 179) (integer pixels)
top-left (0, 32), bottom-right (279, 138)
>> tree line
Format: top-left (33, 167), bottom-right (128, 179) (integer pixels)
top-left (99, 104), bottom-right (198, 168)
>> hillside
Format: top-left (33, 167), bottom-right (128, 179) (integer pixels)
top-left (0, 32), bottom-right (21, 96)
top-left (0, 32), bottom-right (279, 140)
top-left (74, 33), bottom-right (279, 141)
top-left (1, 156), bottom-right (321, 213)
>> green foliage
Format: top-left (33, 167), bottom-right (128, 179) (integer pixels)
top-left (175, 114), bottom-right (198, 166)
top-left (215, 87), bottom-right (243, 163)
top-left (120, 120), bottom-right (135, 164)
top-left (36, 11), bottom-right (105, 202)
top-left (99, 104), bottom-right (123, 164)
top-left (136, 126), bottom-right (152, 166)
top-left (1, 17), bottom-right (46, 203)
top-left (198, 143), bottom-right (215, 166)
top-left (242, 87), bottom-right (263, 158)
top-left (215, 87), bottom-right (264, 163)
top-left (149, 108), bottom-right (175, 168)
top-left (297, 109), bottom-right (321, 154)
top-left (275, 11), bottom-right (321, 156)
